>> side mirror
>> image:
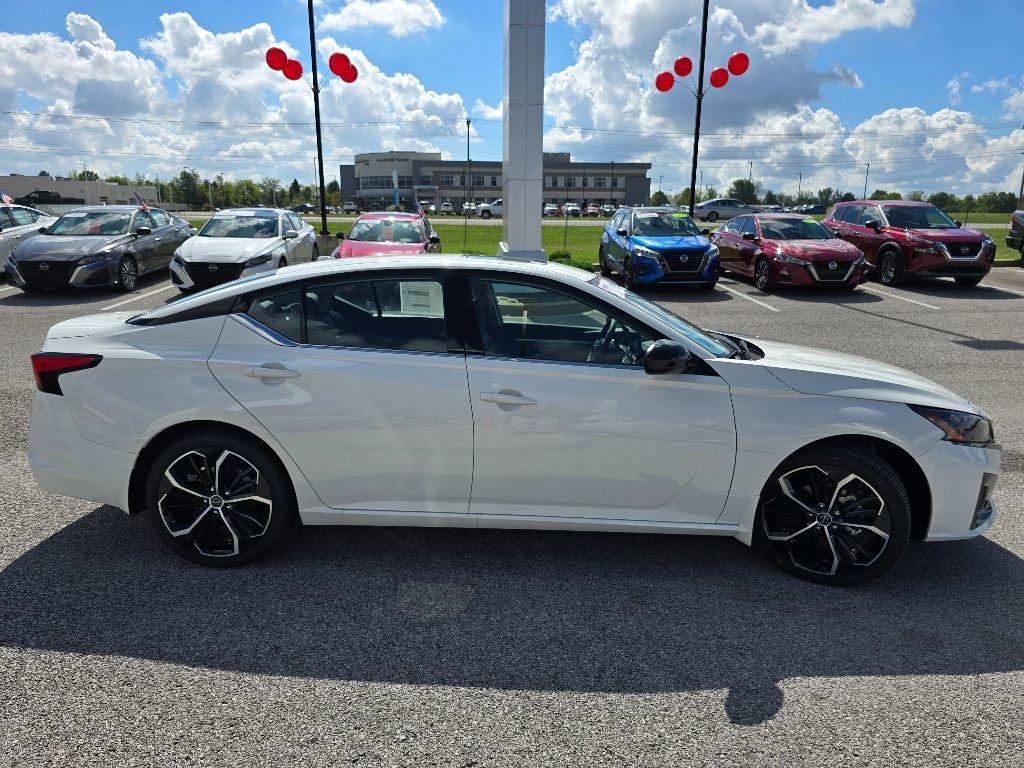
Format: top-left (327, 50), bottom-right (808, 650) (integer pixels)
top-left (616, 228), bottom-right (628, 237)
top-left (741, 232), bottom-right (759, 241)
top-left (863, 219), bottom-right (881, 232)
top-left (283, 229), bottom-right (299, 239)
top-left (189, 227), bottom-right (198, 237)
top-left (700, 228), bottom-right (710, 236)
top-left (428, 235), bottom-right (441, 244)
top-left (336, 231), bottom-right (346, 240)
top-left (953, 219), bottom-right (962, 227)
top-left (644, 339), bottom-right (695, 376)
top-left (133, 226), bottom-right (152, 237)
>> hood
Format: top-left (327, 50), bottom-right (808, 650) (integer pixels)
top-left (737, 336), bottom-right (977, 412)
top-left (339, 240), bottom-right (427, 257)
top-left (771, 238), bottom-right (862, 261)
top-left (630, 234), bottom-right (710, 252)
top-left (897, 227), bottom-right (986, 244)
top-left (12, 233), bottom-right (129, 261)
top-left (45, 311), bottom-right (137, 339)
top-left (178, 236), bottom-right (282, 263)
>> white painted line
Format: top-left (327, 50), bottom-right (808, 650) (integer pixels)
top-left (717, 281), bottom-right (780, 312)
top-left (986, 283), bottom-right (1024, 298)
top-left (0, 285), bottom-right (20, 297)
top-left (860, 285), bottom-right (940, 310)
top-left (102, 284), bottom-right (175, 310)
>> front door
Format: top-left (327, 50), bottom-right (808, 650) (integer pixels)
top-left (464, 276), bottom-right (736, 524)
top-left (209, 274), bottom-right (474, 514)
top-left (130, 210), bottom-right (160, 273)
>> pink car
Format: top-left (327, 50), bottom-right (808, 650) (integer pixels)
top-left (331, 212), bottom-right (441, 258)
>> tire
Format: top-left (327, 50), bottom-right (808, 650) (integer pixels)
top-left (954, 275), bottom-right (983, 287)
top-left (754, 256), bottom-right (773, 292)
top-left (310, 244), bottom-right (318, 262)
top-left (481, 210), bottom-right (492, 219)
top-left (754, 444), bottom-right (911, 586)
top-left (599, 245), bottom-right (612, 276)
top-left (279, 256), bottom-right (288, 268)
top-left (117, 255), bottom-right (138, 293)
top-left (623, 258), bottom-right (636, 291)
top-left (698, 281), bottom-right (716, 291)
top-left (706, 211), bottom-right (719, 222)
top-left (145, 429), bottom-right (296, 567)
top-left (877, 249), bottom-right (903, 286)
top-left (20, 286), bottom-right (44, 293)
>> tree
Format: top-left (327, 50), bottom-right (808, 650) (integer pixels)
top-left (839, 191), bottom-right (856, 202)
top-left (927, 191), bottom-right (959, 210)
top-left (762, 189), bottom-right (779, 206)
top-left (701, 185), bottom-right (718, 203)
top-left (326, 179), bottom-right (341, 208)
top-left (726, 178), bottom-right (758, 204)
top-left (104, 174), bottom-right (131, 185)
top-left (288, 178), bottom-right (301, 202)
top-left (38, 170), bottom-right (50, 177)
top-left (649, 190), bottom-right (669, 206)
top-left (815, 187), bottom-right (836, 206)
top-left (70, 168), bottom-right (100, 181)
top-left (869, 189), bottom-right (901, 201)
top-left (259, 176), bottom-right (283, 207)
top-left (171, 168), bottom-right (207, 208)
top-left (905, 190), bottom-right (926, 202)
top-left (976, 191), bottom-right (1017, 213)
top-left (670, 187), bottom-right (693, 206)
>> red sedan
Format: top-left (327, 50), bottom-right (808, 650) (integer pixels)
top-left (712, 213), bottom-right (867, 291)
top-left (331, 212), bottom-right (440, 258)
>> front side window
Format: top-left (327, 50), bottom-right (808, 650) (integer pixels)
top-left (47, 211), bottom-right (131, 236)
top-left (740, 217), bottom-right (758, 237)
top-left (9, 208), bottom-right (35, 226)
top-left (247, 289), bottom-right (303, 341)
top-left (471, 279), bottom-right (654, 366)
top-left (306, 278), bottom-right (447, 353)
top-left (200, 213), bottom-right (278, 239)
top-left (133, 211), bottom-right (155, 231)
top-left (858, 206), bottom-right (882, 226)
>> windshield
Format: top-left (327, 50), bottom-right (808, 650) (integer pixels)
top-left (347, 219), bottom-right (425, 243)
top-left (591, 277), bottom-right (731, 357)
top-left (199, 214), bottom-right (279, 239)
top-left (47, 211), bottom-right (131, 236)
top-left (757, 218), bottom-right (832, 240)
top-left (632, 211), bottom-right (701, 237)
top-left (882, 205), bottom-right (958, 230)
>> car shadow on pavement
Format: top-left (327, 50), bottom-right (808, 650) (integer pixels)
top-left (1, 507), bottom-right (1022, 726)
top-left (886, 279), bottom-right (1024, 301)
top-left (0, 272), bottom-right (168, 308)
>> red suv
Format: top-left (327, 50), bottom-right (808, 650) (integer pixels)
top-left (824, 201), bottom-right (996, 287)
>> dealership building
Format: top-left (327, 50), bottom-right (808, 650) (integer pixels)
top-left (339, 151), bottom-right (652, 211)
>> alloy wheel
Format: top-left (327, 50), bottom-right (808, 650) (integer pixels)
top-left (760, 465), bottom-right (891, 577)
top-left (120, 258), bottom-right (138, 291)
top-left (157, 448), bottom-right (273, 558)
top-left (754, 258), bottom-right (771, 291)
top-left (880, 253), bottom-right (898, 285)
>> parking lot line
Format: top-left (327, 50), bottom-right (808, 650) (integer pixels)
top-left (0, 285), bottom-right (20, 297)
top-left (102, 284), bottom-right (176, 310)
top-left (860, 285), bottom-right (940, 309)
top-left (716, 281), bottom-right (780, 312)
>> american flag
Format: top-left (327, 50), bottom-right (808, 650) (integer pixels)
top-left (0, 190), bottom-right (12, 205)
top-left (134, 192), bottom-right (150, 212)
top-left (414, 200), bottom-right (426, 217)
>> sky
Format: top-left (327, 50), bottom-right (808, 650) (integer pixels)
top-left (1, 0), bottom-right (1022, 197)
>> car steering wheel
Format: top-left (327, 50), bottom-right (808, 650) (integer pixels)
top-left (587, 316), bottom-right (616, 363)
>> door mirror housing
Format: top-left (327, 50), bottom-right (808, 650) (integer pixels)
top-left (863, 219), bottom-right (881, 232)
top-left (336, 231), bottom-right (346, 240)
top-left (616, 228), bottom-right (629, 237)
top-left (741, 231), bottom-right (759, 241)
top-left (189, 227), bottom-right (198, 237)
top-left (428, 235), bottom-right (441, 244)
top-left (133, 226), bottom-right (152, 237)
top-left (644, 339), bottom-right (696, 376)
top-left (699, 228), bottom-right (711, 236)
top-left (953, 219), bottom-right (962, 227)
top-left (283, 229), bottom-right (299, 239)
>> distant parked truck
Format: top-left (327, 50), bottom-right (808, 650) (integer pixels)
top-left (476, 199), bottom-right (503, 219)
top-left (14, 190), bottom-right (85, 206)
top-left (1007, 210), bottom-right (1024, 265)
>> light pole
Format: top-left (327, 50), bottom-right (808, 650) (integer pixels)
top-left (863, 163), bottom-right (870, 200)
top-left (464, 116), bottom-right (471, 251)
top-left (797, 171), bottom-right (802, 203)
top-left (77, 163), bottom-right (90, 204)
top-left (1017, 151), bottom-right (1024, 209)
top-left (748, 160), bottom-right (753, 204)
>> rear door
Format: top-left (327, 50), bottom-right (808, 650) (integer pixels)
top-left (713, 217), bottom-right (743, 272)
top-left (209, 271), bottom-right (474, 515)
top-left (147, 209), bottom-right (178, 266)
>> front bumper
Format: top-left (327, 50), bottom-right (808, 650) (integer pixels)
top-left (6, 257), bottom-right (117, 290)
top-left (903, 241), bottom-right (996, 278)
top-left (170, 258), bottom-right (274, 291)
top-left (633, 252), bottom-right (720, 286)
top-left (772, 259), bottom-right (868, 287)
top-left (919, 440), bottom-right (1001, 541)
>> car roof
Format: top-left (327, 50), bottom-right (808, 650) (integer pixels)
top-left (356, 211), bottom-right (424, 221)
top-left (216, 207), bottom-right (287, 216)
top-left (839, 200), bottom-right (929, 207)
top-left (135, 255), bottom-right (598, 322)
top-left (66, 205), bottom-right (155, 213)
top-left (753, 213), bottom-right (820, 220)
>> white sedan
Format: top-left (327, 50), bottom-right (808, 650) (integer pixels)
top-left (29, 256), bottom-right (999, 584)
top-left (169, 207), bottom-right (317, 292)
top-left (0, 204), bottom-right (57, 262)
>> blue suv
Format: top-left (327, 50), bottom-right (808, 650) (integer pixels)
top-left (599, 207), bottom-right (720, 289)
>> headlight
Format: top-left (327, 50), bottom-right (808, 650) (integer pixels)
top-left (244, 254), bottom-right (273, 268)
top-left (775, 248), bottom-right (808, 266)
top-left (7, 253), bottom-right (16, 265)
top-left (78, 253), bottom-right (111, 266)
top-left (633, 245), bottom-right (660, 260)
top-left (909, 405), bottom-right (995, 446)
top-left (172, 254), bottom-right (185, 267)
top-left (705, 244), bottom-right (719, 260)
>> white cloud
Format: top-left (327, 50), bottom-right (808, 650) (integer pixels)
top-left (971, 78), bottom-right (1010, 94)
top-left (320, 0), bottom-right (444, 37)
top-left (1004, 85), bottom-right (1024, 119)
top-left (752, 0), bottom-right (915, 54)
top-left (473, 99), bottom-right (503, 120)
top-left (947, 73), bottom-right (968, 105)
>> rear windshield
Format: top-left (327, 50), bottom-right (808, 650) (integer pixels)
top-left (348, 219), bottom-right (425, 243)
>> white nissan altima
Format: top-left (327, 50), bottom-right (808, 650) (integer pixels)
top-left (29, 256), bottom-right (999, 584)
top-left (169, 207), bottom-right (317, 292)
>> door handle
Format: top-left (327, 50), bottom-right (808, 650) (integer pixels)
top-left (154, 237), bottom-right (162, 241)
top-left (13, 234), bottom-right (21, 239)
top-left (480, 390), bottom-right (537, 407)
top-left (244, 365), bottom-right (300, 380)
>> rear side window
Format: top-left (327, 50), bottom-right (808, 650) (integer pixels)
top-left (305, 278), bottom-right (447, 353)
top-left (247, 289), bottom-right (303, 341)
top-left (150, 209), bottom-right (171, 227)
top-left (9, 208), bottom-right (34, 226)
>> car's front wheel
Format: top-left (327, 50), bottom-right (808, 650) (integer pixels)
top-left (480, 210), bottom-right (492, 219)
top-left (754, 256), bottom-right (773, 291)
top-left (145, 429), bottom-right (296, 567)
top-left (117, 255), bottom-right (138, 292)
top-left (706, 211), bottom-right (719, 222)
top-left (755, 444), bottom-right (911, 585)
top-left (954, 275), bottom-right (983, 287)
top-left (878, 249), bottom-right (903, 286)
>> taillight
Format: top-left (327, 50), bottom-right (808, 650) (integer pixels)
top-left (31, 352), bottom-right (102, 395)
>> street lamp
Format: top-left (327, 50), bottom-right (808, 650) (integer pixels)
top-left (863, 163), bottom-right (870, 200)
top-left (77, 163), bottom-right (90, 204)
top-left (654, 2), bottom-right (750, 219)
top-left (264, 4), bottom-right (359, 236)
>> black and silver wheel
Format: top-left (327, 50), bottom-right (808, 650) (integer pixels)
top-left (118, 256), bottom-right (138, 293)
top-left (145, 430), bottom-right (295, 566)
top-left (706, 211), bottom-right (719, 222)
top-left (623, 258), bottom-right (636, 291)
top-left (756, 445), bottom-right (910, 585)
top-left (599, 245), bottom-right (612, 276)
top-left (310, 244), bottom-right (319, 262)
top-left (878, 249), bottom-right (902, 286)
top-left (754, 256), bottom-right (773, 291)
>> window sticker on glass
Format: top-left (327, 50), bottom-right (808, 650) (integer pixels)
top-left (636, 212), bottom-right (658, 218)
top-left (672, 212), bottom-right (692, 219)
top-left (803, 218), bottom-right (817, 224)
top-left (62, 212), bottom-right (87, 218)
top-left (399, 281), bottom-right (444, 317)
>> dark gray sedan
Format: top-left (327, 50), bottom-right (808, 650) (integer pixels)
top-left (6, 205), bottom-right (193, 292)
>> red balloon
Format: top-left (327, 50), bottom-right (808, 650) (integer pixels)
top-left (728, 51), bottom-right (750, 76)
top-left (329, 52), bottom-right (351, 78)
top-left (673, 57), bottom-right (693, 78)
top-left (282, 59), bottom-right (304, 81)
top-left (654, 72), bottom-right (675, 92)
top-left (709, 67), bottom-right (729, 88)
top-left (265, 47), bottom-right (287, 71)
top-left (340, 64), bottom-right (358, 83)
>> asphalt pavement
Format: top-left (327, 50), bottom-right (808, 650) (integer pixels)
top-left (0, 262), bottom-right (1022, 766)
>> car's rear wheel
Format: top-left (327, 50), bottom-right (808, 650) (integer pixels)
top-left (706, 211), bottom-right (719, 222)
top-left (623, 258), bottom-right (636, 290)
top-left (954, 275), bottom-right (983, 287)
top-left (754, 256), bottom-right (773, 291)
top-left (481, 210), bottom-right (492, 219)
top-left (599, 245), bottom-right (612, 276)
top-left (117, 255), bottom-right (138, 292)
top-left (878, 249), bottom-right (903, 286)
top-left (755, 445), bottom-right (911, 585)
top-left (310, 244), bottom-right (319, 262)
top-left (145, 429), bottom-right (296, 567)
